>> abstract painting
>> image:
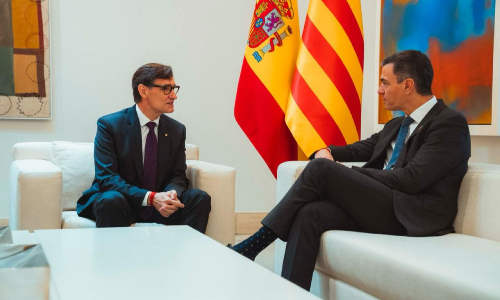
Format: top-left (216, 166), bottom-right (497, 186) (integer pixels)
top-left (379, 0), bottom-right (496, 125)
top-left (0, 0), bottom-right (50, 119)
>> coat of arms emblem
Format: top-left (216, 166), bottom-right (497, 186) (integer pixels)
top-left (248, 0), bottom-right (295, 62)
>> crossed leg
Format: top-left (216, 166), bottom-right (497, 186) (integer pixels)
top-left (262, 159), bottom-right (406, 289)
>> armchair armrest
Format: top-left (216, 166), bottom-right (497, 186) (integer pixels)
top-left (10, 160), bottom-right (62, 231)
top-left (275, 161), bottom-right (309, 274)
top-left (185, 144), bottom-right (199, 160)
top-left (276, 161), bottom-right (309, 203)
top-left (186, 160), bottom-right (235, 245)
top-left (276, 161), bottom-right (366, 203)
top-left (274, 160), bottom-right (367, 273)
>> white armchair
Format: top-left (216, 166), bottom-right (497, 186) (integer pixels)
top-left (10, 142), bottom-right (235, 245)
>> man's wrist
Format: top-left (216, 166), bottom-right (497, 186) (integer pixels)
top-left (316, 147), bottom-right (331, 154)
top-left (148, 192), bottom-right (157, 206)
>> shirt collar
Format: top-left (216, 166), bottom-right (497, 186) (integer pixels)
top-left (408, 96), bottom-right (437, 124)
top-left (135, 105), bottom-right (160, 127)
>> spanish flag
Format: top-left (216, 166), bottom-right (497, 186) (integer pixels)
top-left (286, 0), bottom-right (364, 157)
top-left (235, 0), bottom-right (363, 176)
top-left (234, 0), bottom-right (301, 177)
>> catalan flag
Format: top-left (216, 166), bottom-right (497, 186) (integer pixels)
top-left (286, 0), bottom-right (364, 157)
top-left (234, 0), bottom-right (301, 177)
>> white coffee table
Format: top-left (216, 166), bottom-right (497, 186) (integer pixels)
top-left (35, 226), bottom-right (319, 300)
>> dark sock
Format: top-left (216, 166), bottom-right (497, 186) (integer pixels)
top-left (230, 226), bottom-right (278, 261)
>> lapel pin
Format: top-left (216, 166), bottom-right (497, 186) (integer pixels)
top-left (418, 126), bottom-right (424, 131)
top-left (164, 133), bottom-right (168, 137)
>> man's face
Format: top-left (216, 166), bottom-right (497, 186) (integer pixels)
top-left (378, 64), bottom-right (407, 112)
top-left (144, 78), bottom-right (178, 114)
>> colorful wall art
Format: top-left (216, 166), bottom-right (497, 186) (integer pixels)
top-left (0, 0), bottom-right (50, 119)
top-left (379, 0), bottom-right (496, 125)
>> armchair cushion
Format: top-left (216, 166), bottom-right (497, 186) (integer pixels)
top-left (315, 231), bottom-right (500, 300)
top-left (51, 142), bottom-right (94, 211)
top-left (61, 211), bottom-right (96, 229)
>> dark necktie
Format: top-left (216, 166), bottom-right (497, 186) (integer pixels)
top-left (385, 116), bottom-right (414, 170)
top-left (140, 121), bottom-right (157, 220)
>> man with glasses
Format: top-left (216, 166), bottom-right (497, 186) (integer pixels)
top-left (77, 63), bottom-right (211, 232)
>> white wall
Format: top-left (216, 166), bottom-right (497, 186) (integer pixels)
top-left (1, 0), bottom-right (499, 219)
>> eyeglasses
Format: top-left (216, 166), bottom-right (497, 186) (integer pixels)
top-left (148, 84), bottom-right (180, 95)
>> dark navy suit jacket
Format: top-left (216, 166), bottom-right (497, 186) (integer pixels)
top-left (77, 105), bottom-right (189, 216)
top-left (329, 100), bottom-right (471, 236)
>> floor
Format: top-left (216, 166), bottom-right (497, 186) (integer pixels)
top-left (235, 235), bottom-right (276, 272)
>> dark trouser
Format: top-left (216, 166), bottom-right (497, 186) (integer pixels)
top-left (88, 189), bottom-right (211, 234)
top-left (262, 159), bottom-right (407, 290)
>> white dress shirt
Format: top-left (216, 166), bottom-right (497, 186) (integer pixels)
top-left (136, 105), bottom-right (160, 206)
top-left (384, 96), bottom-right (438, 169)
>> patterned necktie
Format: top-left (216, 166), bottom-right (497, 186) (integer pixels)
top-left (385, 116), bottom-right (414, 170)
top-left (140, 121), bottom-right (157, 220)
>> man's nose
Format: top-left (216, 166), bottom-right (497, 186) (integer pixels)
top-left (377, 84), bottom-right (384, 94)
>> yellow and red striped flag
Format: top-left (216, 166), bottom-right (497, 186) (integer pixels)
top-left (286, 0), bottom-right (364, 157)
top-left (234, 0), bottom-right (302, 177)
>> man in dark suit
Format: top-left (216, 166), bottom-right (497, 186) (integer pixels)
top-left (77, 63), bottom-right (211, 232)
top-left (229, 50), bottom-right (471, 289)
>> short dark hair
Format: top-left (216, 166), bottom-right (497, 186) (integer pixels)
top-left (132, 63), bottom-right (173, 103)
top-left (381, 50), bottom-right (433, 96)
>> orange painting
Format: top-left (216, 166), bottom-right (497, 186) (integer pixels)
top-left (0, 0), bottom-right (50, 119)
top-left (380, 0), bottom-right (495, 125)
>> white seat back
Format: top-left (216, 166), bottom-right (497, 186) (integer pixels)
top-left (454, 163), bottom-right (500, 242)
top-left (12, 142), bottom-right (200, 161)
top-left (12, 142), bottom-right (52, 161)
top-left (12, 141), bottom-right (200, 212)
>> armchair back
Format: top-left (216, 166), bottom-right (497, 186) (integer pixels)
top-left (12, 142), bottom-right (200, 211)
top-left (454, 163), bottom-right (500, 242)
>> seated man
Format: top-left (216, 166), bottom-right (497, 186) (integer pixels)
top-left (229, 50), bottom-right (471, 290)
top-left (77, 63), bottom-right (211, 232)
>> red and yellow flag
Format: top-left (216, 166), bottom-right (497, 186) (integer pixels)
top-left (235, 0), bottom-right (364, 176)
top-left (234, 0), bottom-right (301, 177)
top-left (286, 0), bottom-right (364, 157)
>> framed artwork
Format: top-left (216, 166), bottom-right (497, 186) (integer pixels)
top-left (0, 0), bottom-right (51, 119)
top-left (375, 0), bottom-right (499, 135)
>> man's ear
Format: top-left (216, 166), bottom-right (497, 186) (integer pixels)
top-left (138, 84), bottom-right (148, 99)
top-left (404, 78), bottom-right (415, 94)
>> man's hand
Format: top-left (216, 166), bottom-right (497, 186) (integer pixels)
top-left (165, 190), bottom-right (179, 202)
top-left (315, 148), bottom-right (334, 161)
top-left (152, 191), bottom-right (184, 218)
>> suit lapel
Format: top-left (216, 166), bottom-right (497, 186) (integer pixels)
top-left (396, 99), bottom-right (445, 167)
top-left (363, 118), bottom-right (402, 169)
top-left (127, 105), bottom-right (144, 183)
top-left (156, 115), bottom-right (170, 191)
top-left (370, 117), bottom-right (403, 164)
top-left (407, 99), bottom-right (445, 142)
